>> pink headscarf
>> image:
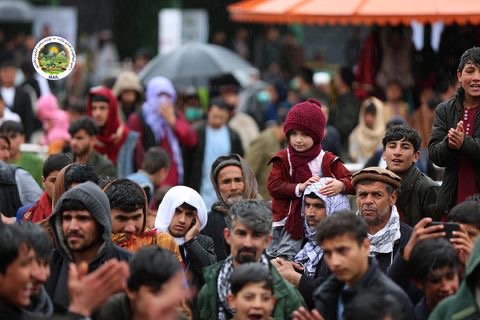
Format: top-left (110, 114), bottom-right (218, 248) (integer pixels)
top-left (36, 95), bottom-right (70, 145)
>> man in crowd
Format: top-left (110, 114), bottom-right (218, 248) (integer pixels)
top-left (0, 120), bottom-right (44, 186)
top-left (0, 223), bottom-right (129, 320)
top-left (202, 154), bottom-right (260, 261)
top-left (45, 181), bottom-right (131, 312)
top-left (155, 185), bottom-right (216, 290)
top-left (198, 199), bottom-right (305, 320)
top-left (351, 167), bottom-right (412, 272)
top-left (382, 125), bottom-right (440, 225)
top-left (127, 146), bottom-right (170, 206)
top-left (184, 97), bottom-right (244, 209)
top-left (68, 116), bottom-right (117, 177)
top-left (87, 86), bottom-right (142, 177)
top-left (0, 60), bottom-right (37, 140)
top-left (104, 178), bottom-right (182, 262)
top-left (293, 212), bottom-right (414, 320)
top-left (272, 179), bottom-right (350, 308)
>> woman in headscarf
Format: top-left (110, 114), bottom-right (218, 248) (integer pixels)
top-left (348, 97), bottom-right (386, 163)
top-left (127, 77), bottom-right (197, 186)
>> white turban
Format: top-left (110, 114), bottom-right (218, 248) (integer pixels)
top-left (154, 186), bottom-right (208, 245)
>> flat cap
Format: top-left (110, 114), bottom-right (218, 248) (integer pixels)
top-left (351, 167), bottom-right (401, 189)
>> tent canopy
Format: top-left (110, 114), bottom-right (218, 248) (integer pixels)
top-left (228, 0), bottom-right (480, 25)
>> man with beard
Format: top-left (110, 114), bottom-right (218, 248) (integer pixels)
top-left (45, 181), bottom-right (131, 312)
top-left (352, 167), bottom-right (412, 272)
top-left (197, 200), bottom-right (305, 320)
top-left (202, 154), bottom-right (260, 261)
top-left (68, 116), bottom-right (117, 177)
top-left (155, 185), bottom-right (216, 290)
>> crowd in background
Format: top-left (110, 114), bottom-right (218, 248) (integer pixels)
top-left (0, 24), bottom-right (479, 320)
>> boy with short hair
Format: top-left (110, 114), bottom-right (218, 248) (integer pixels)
top-left (127, 146), bottom-right (171, 206)
top-left (17, 222), bottom-right (54, 317)
top-left (409, 238), bottom-right (460, 320)
top-left (228, 263), bottom-right (276, 320)
top-left (295, 211), bottom-right (414, 320)
top-left (23, 153), bottom-right (72, 222)
top-left (97, 246), bottom-right (191, 320)
top-left (429, 47), bottom-right (480, 214)
top-left (267, 99), bottom-right (353, 259)
top-left (382, 125), bottom-right (440, 225)
top-left (0, 223), bottom-right (38, 318)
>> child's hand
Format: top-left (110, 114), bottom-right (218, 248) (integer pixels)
top-left (318, 179), bottom-right (345, 196)
top-left (299, 176), bottom-right (321, 192)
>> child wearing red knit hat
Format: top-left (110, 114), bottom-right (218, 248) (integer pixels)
top-left (267, 99), bottom-right (354, 259)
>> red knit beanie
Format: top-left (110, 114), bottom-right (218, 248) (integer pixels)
top-left (283, 98), bottom-right (326, 144)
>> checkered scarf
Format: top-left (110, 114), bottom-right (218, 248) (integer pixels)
top-left (294, 180), bottom-right (350, 277)
top-left (367, 205), bottom-right (401, 255)
top-left (217, 255), bottom-right (269, 320)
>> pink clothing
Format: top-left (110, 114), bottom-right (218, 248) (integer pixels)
top-left (36, 95), bottom-right (70, 146)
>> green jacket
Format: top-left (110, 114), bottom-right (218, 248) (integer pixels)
top-left (429, 238), bottom-right (480, 320)
top-left (88, 151), bottom-right (117, 177)
top-left (197, 259), bottom-right (306, 320)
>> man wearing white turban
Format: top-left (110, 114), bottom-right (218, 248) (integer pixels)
top-left (272, 178), bottom-right (350, 308)
top-left (155, 185), bottom-right (217, 289)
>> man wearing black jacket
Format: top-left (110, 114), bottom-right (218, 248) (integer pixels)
top-left (45, 181), bottom-right (131, 312)
top-left (293, 212), bottom-right (414, 320)
top-left (154, 185), bottom-right (216, 290)
top-left (0, 60), bottom-right (39, 141)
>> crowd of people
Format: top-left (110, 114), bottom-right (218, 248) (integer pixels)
top-left (0, 22), bottom-right (479, 320)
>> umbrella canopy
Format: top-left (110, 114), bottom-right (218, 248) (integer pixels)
top-left (228, 0), bottom-right (480, 25)
top-left (0, 0), bottom-right (34, 22)
top-left (139, 42), bottom-right (258, 87)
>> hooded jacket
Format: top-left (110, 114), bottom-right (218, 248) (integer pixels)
top-left (45, 181), bottom-right (131, 312)
top-left (201, 154), bottom-right (260, 261)
top-left (429, 238), bottom-right (480, 320)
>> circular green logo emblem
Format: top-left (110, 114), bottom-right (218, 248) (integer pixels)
top-left (32, 36), bottom-right (76, 80)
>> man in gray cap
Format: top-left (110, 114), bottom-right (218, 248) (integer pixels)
top-left (45, 181), bottom-right (131, 312)
top-left (352, 167), bottom-right (412, 272)
top-left (202, 154), bottom-right (260, 261)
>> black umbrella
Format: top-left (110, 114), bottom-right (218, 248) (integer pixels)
top-left (139, 42), bottom-right (257, 87)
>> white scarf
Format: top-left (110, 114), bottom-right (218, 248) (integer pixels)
top-left (367, 205), bottom-right (401, 255)
top-left (154, 185), bottom-right (208, 245)
top-left (294, 180), bottom-right (350, 277)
